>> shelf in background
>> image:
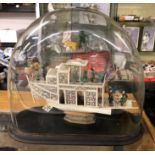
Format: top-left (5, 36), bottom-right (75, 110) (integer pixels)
top-left (118, 21), bottom-right (154, 27)
top-left (140, 51), bottom-right (155, 61)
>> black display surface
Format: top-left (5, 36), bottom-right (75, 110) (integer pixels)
top-left (9, 107), bottom-right (143, 146)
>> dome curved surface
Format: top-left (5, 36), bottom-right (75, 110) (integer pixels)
top-left (8, 8), bottom-right (144, 144)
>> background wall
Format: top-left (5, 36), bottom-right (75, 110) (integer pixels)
top-left (117, 4), bottom-right (155, 18)
top-left (0, 13), bottom-right (36, 31)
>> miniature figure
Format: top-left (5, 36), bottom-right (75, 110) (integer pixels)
top-left (62, 31), bottom-right (79, 51)
top-left (90, 67), bottom-right (95, 82)
top-left (79, 31), bottom-right (88, 49)
top-left (80, 70), bottom-right (87, 83)
top-left (96, 72), bottom-right (105, 83)
top-left (64, 41), bottom-right (79, 51)
top-left (25, 62), bottom-right (40, 80)
top-left (70, 66), bottom-right (79, 83)
top-left (120, 91), bottom-right (128, 106)
top-left (112, 90), bottom-right (123, 106)
top-left (108, 88), bottom-right (128, 106)
top-left (108, 88), bottom-right (113, 106)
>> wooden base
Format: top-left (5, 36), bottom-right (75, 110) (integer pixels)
top-left (64, 112), bottom-right (95, 124)
top-left (143, 111), bottom-right (155, 142)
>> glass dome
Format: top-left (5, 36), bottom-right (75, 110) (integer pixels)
top-left (8, 8), bottom-right (144, 145)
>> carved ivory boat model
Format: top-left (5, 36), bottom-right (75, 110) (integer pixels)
top-left (27, 58), bottom-right (135, 115)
